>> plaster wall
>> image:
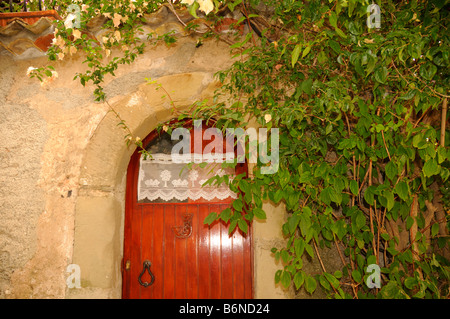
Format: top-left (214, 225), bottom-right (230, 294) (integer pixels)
top-left (0, 31), bottom-right (292, 299)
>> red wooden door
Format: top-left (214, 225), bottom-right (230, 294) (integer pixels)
top-left (122, 123), bottom-right (253, 299)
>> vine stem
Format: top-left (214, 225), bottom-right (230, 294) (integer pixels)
top-left (440, 97), bottom-right (448, 147)
top-left (104, 99), bottom-right (149, 156)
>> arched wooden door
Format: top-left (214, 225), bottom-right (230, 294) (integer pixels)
top-left (122, 122), bottom-right (253, 299)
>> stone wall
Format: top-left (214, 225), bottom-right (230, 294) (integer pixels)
top-left (0, 16), bottom-right (298, 297)
top-left (0, 6), bottom-right (345, 298)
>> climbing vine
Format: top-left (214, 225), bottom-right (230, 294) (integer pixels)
top-left (187, 0), bottom-right (450, 299)
top-left (16, 0), bottom-right (450, 298)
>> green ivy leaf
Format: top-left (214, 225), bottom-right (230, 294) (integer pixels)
top-left (394, 181), bottom-right (410, 201)
top-left (419, 62), bottom-right (437, 80)
top-left (219, 208), bottom-right (232, 223)
top-left (292, 44), bottom-right (302, 68)
top-left (324, 273), bottom-right (340, 288)
top-left (355, 211), bottom-right (366, 229)
top-left (349, 180), bottom-right (359, 196)
top-left (385, 161), bottom-right (398, 181)
top-left (423, 158), bottom-right (440, 177)
top-left (364, 185), bottom-right (376, 205)
top-left (383, 190), bottom-right (395, 211)
top-left (253, 207), bottom-right (266, 220)
top-left (281, 270), bottom-right (291, 288)
top-left (233, 198), bottom-right (244, 212)
top-left (374, 66), bottom-right (388, 84)
top-left (406, 216), bottom-right (414, 231)
top-left (305, 275), bottom-right (317, 294)
top-left (351, 269), bottom-right (362, 283)
top-left (238, 219), bottom-right (248, 233)
top-left (431, 223), bottom-right (440, 237)
top-left (204, 212), bottom-right (218, 225)
top-left (293, 271), bottom-right (305, 289)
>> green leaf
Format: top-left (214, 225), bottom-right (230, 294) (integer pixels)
top-left (431, 223), bottom-right (440, 237)
top-left (350, 180), bottom-right (359, 196)
top-left (253, 207), bottom-right (266, 220)
top-left (301, 78), bottom-right (313, 95)
top-left (302, 45), bottom-right (312, 58)
top-left (404, 277), bottom-right (417, 290)
top-left (292, 44), bottom-right (302, 68)
top-left (385, 161), bottom-right (398, 181)
top-left (352, 269), bottom-right (362, 283)
top-left (319, 275), bottom-right (331, 290)
top-left (294, 238), bottom-right (305, 257)
top-left (355, 211), bottom-right (366, 229)
top-left (204, 212), bottom-right (218, 225)
top-left (419, 62), bottom-right (437, 81)
top-left (324, 273), bottom-right (340, 288)
top-left (238, 219), bottom-right (248, 233)
top-left (423, 158), bottom-right (440, 177)
top-left (281, 270), bottom-right (291, 288)
top-left (329, 39), bottom-right (341, 54)
top-left (364, 185), bottom-right (376, 205)
top-left (335, 27), bottom-right (347, 38)
top-left (293, 271), bottom-right (305, 289)
top-left (305, 243), bottom-right (314, 258)
top-left (374, 66), bottom-right (388, 84)
top-left (305, 275), bottom-right (317, 294)
top-left (233, 198), bottom-right (244, 212)
top-left (383, 190), bottom-right (395, 211)
top-left (228, 220), bottom-right (237, 235)
top-left (288, 214), bottom-right (301, 234)
top-left (394, 181), bottom-right (410, 201)
top-left (329, 12), bottom-right (337, 28)
top-left (219, 208), bottom-right (232, 223)
top-left (188, 1), bottom-right (200, 18)
top-left (406, 216), bottom-right (414, 231)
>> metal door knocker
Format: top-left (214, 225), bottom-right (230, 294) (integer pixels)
top-left (138, 260), bottom-right (155, 287)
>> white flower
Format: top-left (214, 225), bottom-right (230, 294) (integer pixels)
top-left (69, 45), bottom-right (77, 55)
top-left (112, 13), bottom-right (122, 27)
top-left (180, 0), bottom-right (195, 5)
top-left (26, 66), bottom-right (37, 77)
top-left (64, 13), bottom-right (76, 29)
top-left (197, 0), bottom-right (214, 14)
top-left (114, 30), bottom-right (121, 42)
top-left (264, 114), bottom-right (272, 123)
top-left (162, 125), bottom-right (169, 132)
top-left (72, 29), bottom-right (81, 40)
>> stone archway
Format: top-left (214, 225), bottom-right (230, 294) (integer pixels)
top-left (69, 72), bottom-right (219, 298)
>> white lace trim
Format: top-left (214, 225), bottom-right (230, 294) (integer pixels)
top-left (138, 153), bottom-right (237, 202)
top-left (141, 152), bottom-right (236, 164)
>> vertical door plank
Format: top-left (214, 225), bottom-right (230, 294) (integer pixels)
top-left (163, 204), bottom-right (176, 299)
top-left (220, 207), bottom-right (233, 299)
top-left (174, 205), bottom-right (188, 299)
top-left (151, 204), bottom-right (164, 299)
top-left (198, 204), bottom-right (211, 298)
top-left (129, 205), bottom-right (142, 299)
top-left (186, 204), bottom-right (199, 299)
top-left (232, 226), bottom-right (245, 299)
top-left (243, 226), bottom-right (253, 299)
top-left (209, 204), bottom-right (222, 299)
top-left (140, 205), bottom-right (154, 299)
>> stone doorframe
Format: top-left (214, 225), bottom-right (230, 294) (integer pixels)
top-left (70, 72), bottom-right (289, 299)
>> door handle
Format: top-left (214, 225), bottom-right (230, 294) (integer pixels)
top-left (138, 260), bottom-right (155, 287)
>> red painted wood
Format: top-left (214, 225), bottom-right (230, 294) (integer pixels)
top-left (122, 121), bottom-right (253, 299)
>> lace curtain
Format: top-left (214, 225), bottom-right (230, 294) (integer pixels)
top-left (138, 153), bottom-right (237, 202)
